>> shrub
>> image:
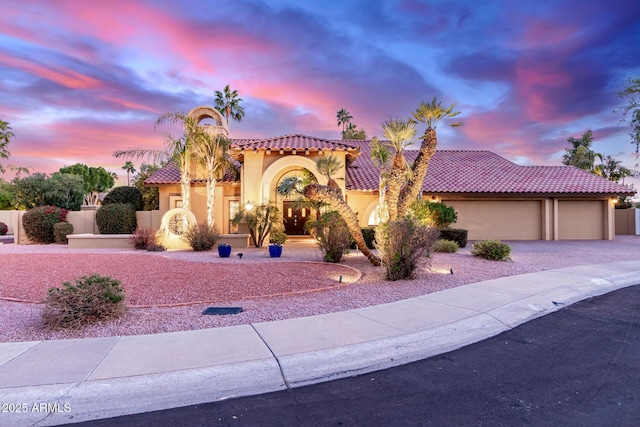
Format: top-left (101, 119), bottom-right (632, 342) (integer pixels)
top-left (305, 211), bottom-right (353, 263)
top-left (432, 239), bottom-right (459, 253)
top-left (0, 221), bottom-right (7, 235)
top-left (102, 186), bottom-right (144, 211)
top-left (146, 243), bottom-right (166, 252)
top-left (269, 226), bottom-right (287, 245)
top-left (22, 205), bottom-right (68, 243)
top-left (96, 203), bottom-right (137, 234)
top-left (183, 222), bottom-right (219, 251)
top-left (471, 240), bottom-right (512, 261)
top-left (409, 200), bottom-right (458, 228)
top-left (42, 274), bottom-right (126, 329)
top-left (350, 227), bottom-right (376, 250)
top-left (130, 227), bottom-right (159, 250)
top-left (438, 228), bottom-right (468, 248)
top-left (53, 222), bottom-right (74, 244)
top-left (375, 217), bottom-right (440, 281)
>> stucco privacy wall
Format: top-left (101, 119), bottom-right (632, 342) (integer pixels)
top-left (615, 208), bottom-right (639, 235)
top-left (13, 210), bottom-right (162, 244)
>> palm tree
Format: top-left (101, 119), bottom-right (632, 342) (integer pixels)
top-left (0, 119), bottom-right (14, 173)
top-left (370, 137), bottom-right (391, 223)
top-left (336, 108), bottom-right (353, 133)
top-left (315, 154), bottom-right (343, 190)
top-left (277, 156), bottom-right (381, 266)
top-left (396, 97), bottom-right (461, 216)
top-left (214, 85), bottom-right (245, 129)
top-left (192, 133), bottom-right (233, 226)
top-left (122, 161), bottom-right (136, 186)
top-left (380, 118), bottom-right (417, 221)
top-left (114, 111), bottom-right (199, 211)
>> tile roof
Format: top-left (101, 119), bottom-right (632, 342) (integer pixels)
top-left (145, 138), bottom-right (634, 196)
top-left (230, 134), bottom-right (359, 151)
top-left (144, 160), bottom-right (239, 185)
top-left (347, 141), bottom-right (635, 195)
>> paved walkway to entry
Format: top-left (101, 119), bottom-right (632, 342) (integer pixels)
top-left (1, 257), bottom-right (640, 426)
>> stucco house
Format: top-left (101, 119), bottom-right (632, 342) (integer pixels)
top-left (145, 106), bottom-right (635, 241)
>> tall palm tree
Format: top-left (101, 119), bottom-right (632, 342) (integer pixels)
top-left (192, 133), bottom-right (233, 226)
top-left (214, 85), bottom-right (245, 129)
top-left (0, 119), bottom-right (14, 173)
top-left (381, 118), bottom-right (417, 221)
top-left (396, 97), bottom-right (461, 216)
top-left (122, 161), bottom-right (136, 186)
top-left (336, 108), bottom-right (353, 133)
top-left (114, 111), bottom-right (198, 211)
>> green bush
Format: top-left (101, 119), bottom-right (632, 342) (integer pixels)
top-left (432, 239), bottom-right (459, 253)
top-left (375, 217), bottom-right (440, 281)
top-left (0, 221), bottom-right (7, 235)
top-left (409, 200), bottom-right (458, 228)
top-left (350, 228), bottom-right (376, 250)
top-left (183, 222), bottom-right (219, 251)
top-left (103, 186), bottom-right (144, 211)
top-left (471, 240), bottom-right (512, 261)
top-left (22, 206), bottom-right (68, 243)
top-left (438, 228), bottom-right (468, 248)
top-left (305, 211), bottom-right (353, 263)
top-left (269, 226), bottom-right (287, 245)
top-left (96, 203), bottom-right (137, 234)
top-left (53, 222), bottom-right (74, 244)
top-left (130, 227), bottom-right (159, 250)
top-left (42, 274), bottom-right (126, 329)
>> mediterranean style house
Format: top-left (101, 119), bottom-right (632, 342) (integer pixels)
top-left (145, 106), bottom-right (635, 241)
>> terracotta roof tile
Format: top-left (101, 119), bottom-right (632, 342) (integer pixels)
top-left (146, 139), bottom-right (634, 196)
top-left (231, 134), bottom-right (359, 151)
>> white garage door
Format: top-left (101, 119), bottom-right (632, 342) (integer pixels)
top-left (444, 200), bottom-right (542, 240)
top-left (558, 200), bottom-right (603, 239)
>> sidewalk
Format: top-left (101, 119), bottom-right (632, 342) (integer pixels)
top-left (2, 260), bottom-right (640, 426)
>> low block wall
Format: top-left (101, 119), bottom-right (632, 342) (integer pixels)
top-left (218, 234), bottom-right (250, 248)
top-left (67, 234), bottom-right (133, 249)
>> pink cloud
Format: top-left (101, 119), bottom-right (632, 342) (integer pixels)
top-left (0, 53), bottom-right (101, 90)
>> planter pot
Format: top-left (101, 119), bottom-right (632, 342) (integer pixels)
top-left (268, 244), bottom-right (283, 258)
top-left (218, 244), bottom-right (232, 258)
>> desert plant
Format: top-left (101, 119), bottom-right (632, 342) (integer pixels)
top-left (96, 203), bottom-right (137, 234)
top-left (130, 227), bottom-right (159, 250)
top-left (269, 226), bottom-right (287, 245)
top-left (432, 239), bottom-right (459, 253)
top-left (375, 217), bottom-right (440, 280)
top-left (22, 205), bottom-right (68, 243)
top-left (471, 240), bottom-right (512, 261)
top-left (103, 186), bottom-right (144, 211)
top-left (305, 210), bottom-right (353, 263)
top-left (42, 274), bottom-right (126, 329)
top-left (437, 228), bottom-right (468, 248)
top-left (53, 222), bottom-right (74, 244)
top-left (0, 221), bottom-right (7, 235)
top-left (232, 202), bottom-right (280, 247)
top-left (183, 222), bottom-right (219, 251)
top-left (409, 200), bottom-right (457, 228)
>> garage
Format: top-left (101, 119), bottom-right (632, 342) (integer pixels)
top-left (558, 200), bottom-right (604, 239)
top-left (444, 200), bottom-right (543, 240)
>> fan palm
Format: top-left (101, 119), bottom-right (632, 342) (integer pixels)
top-left (122, 161), bottom-right (136, 186)
top-left (214, 85), bottom-right (245, 129)
top-left (381, 118), bottom-right (417, 221)
top-left (315, 154), bottom-right (343, 190)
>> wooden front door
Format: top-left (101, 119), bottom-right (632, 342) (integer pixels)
top-left (283, 201), bottom-right (309, 235)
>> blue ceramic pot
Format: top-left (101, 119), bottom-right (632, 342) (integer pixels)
top-left (268, 244), bottom-right (282, 258)
top-left (218, 244), bottom-right (232, 258)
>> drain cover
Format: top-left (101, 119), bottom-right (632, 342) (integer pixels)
top-left (202, 307), bottom-right (243, 315)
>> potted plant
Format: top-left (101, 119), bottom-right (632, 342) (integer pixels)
top-left (218, 243), bottom-right (232, 258)
top-left (268, 227), bottom-right (287, 258)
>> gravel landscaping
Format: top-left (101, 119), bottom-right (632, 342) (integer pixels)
top-left (1, 236), bottom-right (639, 343)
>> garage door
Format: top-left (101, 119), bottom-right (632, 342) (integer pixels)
top-left (444, 200), bottom-right (542, 240)
top-left (558, 200), bottom-right (603, 239)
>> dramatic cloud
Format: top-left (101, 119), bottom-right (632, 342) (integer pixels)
top-left (1, 0), bottom-right (639, 185)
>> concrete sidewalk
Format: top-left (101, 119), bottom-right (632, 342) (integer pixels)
top-left (2, 260), bottom-right (640, 426)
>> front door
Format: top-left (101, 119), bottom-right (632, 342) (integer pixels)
top-left (283, 201), bottom-right (308, 235)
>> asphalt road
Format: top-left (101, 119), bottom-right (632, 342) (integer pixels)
top-left (74, 285), bottom-right (640, 427)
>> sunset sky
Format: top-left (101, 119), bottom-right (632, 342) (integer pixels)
top-left (1, 0), bottom-right (639, 186)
